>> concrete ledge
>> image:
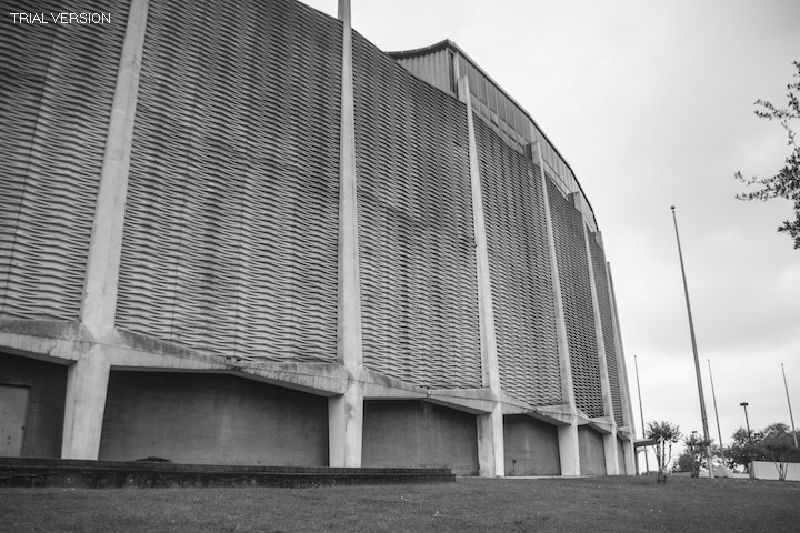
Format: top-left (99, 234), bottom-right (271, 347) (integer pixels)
top-left (235, 362), bottom-right (348, 396)
top-left (587, 417), bottom-right (615, 434)
top-left (0, 458), bottom-right (455, 489)
top-left (499, 391), bottom-right (534, 414)
top-left (616, 426), bottom-right (634, 440)
top-left (526, 404), bottom-right (573, 425)
top-left (428, 388), bottom-right (497, 414)
top-left (361, 368), bottom-right (428, 399)
top-left (0, 320), bottom-right (230, 370)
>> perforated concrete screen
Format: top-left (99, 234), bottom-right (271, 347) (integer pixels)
top-left (0, 0), bottom-right (128, 321)
top-left (546, 179), bottom-right (604, 418)
top-left (352, 33), bottom-right (482, 389)
top-left (474, 116), bottom-right (561, 406)
top-left (116, 0), bottom-right (342, 363)
top-left (589, 236), bottom-right (624, 426)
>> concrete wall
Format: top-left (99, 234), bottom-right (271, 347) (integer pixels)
top-left (578, 426), bottom-right (605, 475)
top-left (99, 372), bottom-right (328, 465)
top-left (0, 353), bottom-right (67, 458)
top-left (502, 415), bottom-right (560, 475)
top-left (362, 400), bottom-right (479, 475)
top-left (617, 438), bottom-right (625, 475)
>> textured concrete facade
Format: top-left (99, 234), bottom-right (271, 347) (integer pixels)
top-left (0, 0), bottom-right (634, 475)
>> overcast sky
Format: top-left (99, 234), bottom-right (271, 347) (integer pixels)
top-left (303, 0), bottom-right (800, 460)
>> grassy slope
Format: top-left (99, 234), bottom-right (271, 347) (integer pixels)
top-left (1, 476), bottom-right (799, 532)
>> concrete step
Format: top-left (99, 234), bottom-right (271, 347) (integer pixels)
top-left (0, 458), bottom-right (456, 489)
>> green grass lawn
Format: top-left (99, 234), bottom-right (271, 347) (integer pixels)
top-left (2, 475), bottom-right (798, 532)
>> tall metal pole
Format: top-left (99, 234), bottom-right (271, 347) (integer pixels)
top-left (670, 206), bottom-right (713, 479)
top-left (634, 354), bottom-right (649, 473)
top-left (780, 363), bottom-right (799, 448)
top-left (707, 359), bottom-right (725, 469)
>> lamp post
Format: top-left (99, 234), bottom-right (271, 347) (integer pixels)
top-left (670, 206), bottom-right (713, 479)
top-left (739, 401), bottom-right (751, 442)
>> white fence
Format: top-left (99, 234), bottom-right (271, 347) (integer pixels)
top-left (749, 461), bottom-right (800, 481)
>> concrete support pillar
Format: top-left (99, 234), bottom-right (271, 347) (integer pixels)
top-left (557, 417), bottom-right (580, 476)
top-left (81, 0), bottom-right (149, 338)
top-left (63, 0), bottom-right (149, 459)
top-left (329, 0), bottom-right (363, 468)
top-left (457, 67), bottom-right (503, 478)
top-left (602, 430), bottom-right (620, 476)
top-left (531, 140), bottom-right (580, 476)
top-left (328, 379), bottom-right (363, 467)
top-left (477, 407), bottom-right (504, 478)
top-left (620, 438), bottom-right (635, 475)
top-left (61, 348), bottom-right (111, 459)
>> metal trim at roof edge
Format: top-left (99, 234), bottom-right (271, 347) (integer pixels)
top-left (387, 39), bottom-right (599, 232)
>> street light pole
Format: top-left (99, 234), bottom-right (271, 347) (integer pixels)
top-left (780, 363), bottom-right (799, 449)
top-left (740, 401), bottom-right (751, 442)
top-left (670, 206), bottom-right (713, 479)
top-left (634, 354), bottom-right (650, 473)
top-left (707, 359), bottom-right (725, 469)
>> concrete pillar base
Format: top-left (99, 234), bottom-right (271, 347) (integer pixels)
top-left (328, 380), bottom-right (363, 467)
top-left (557, 421), bottom-right (580, 476)
top-left (477, 405), bottom-right (504, 477)
top-left (621, 438), bottom-right (635, 475)
top-left (61, 348), bottom-right (111, 460)
top-left (603, 429), bottom-right (621, 475)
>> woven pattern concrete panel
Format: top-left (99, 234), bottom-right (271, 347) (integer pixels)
top-left (116, 0), bottom-right (341, 362)
top-left (474, 116), bottom-right (561, 406)
top-left (546, 180), bottom-right (603, 418)
top-left (589, 237), bottom-right (623, 425)
top-left (353, 33), bottom-right (481, 389)
top-left (0, 0), bottom-right (128, 320)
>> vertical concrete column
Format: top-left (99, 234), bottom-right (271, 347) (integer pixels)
top-left (63, 0), bottom-right (149, 460)
top-left (61, 348), bottom-right (111, 459)
top-left (602, 432), bottom-right (620, 475)
top-left (456, 69), bottom-right (503, 478)
top-left (557, 418), bottom-right (580, 476)
top-left (81, 0), bottom-right (149, 338)
top-left (530, 140), bottom-right (580, 476)
top-left (607, 262), bottom-right (636, 475)
top-left (329, 0), bottom-right (364, 468)
top-left (574, 194), bottom-right (618, 475)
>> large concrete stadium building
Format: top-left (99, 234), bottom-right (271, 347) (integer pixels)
top-left (1, 0), bottom-right (636, 476)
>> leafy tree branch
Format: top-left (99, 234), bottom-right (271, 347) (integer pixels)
top-left (735, 60), bottom-right (800, 249)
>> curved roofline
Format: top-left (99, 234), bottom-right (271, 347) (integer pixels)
top-left (388, 39), bottom-right (599, 230)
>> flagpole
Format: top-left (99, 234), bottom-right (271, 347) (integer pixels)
top-left (781, 363), bottom-right (799, 448)
top-left (707, 359), bottom-right (726, 469)
top-left (670, 205), bottom-right (713, 479)
top-left (634, 354), bottom-right (649, 474)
